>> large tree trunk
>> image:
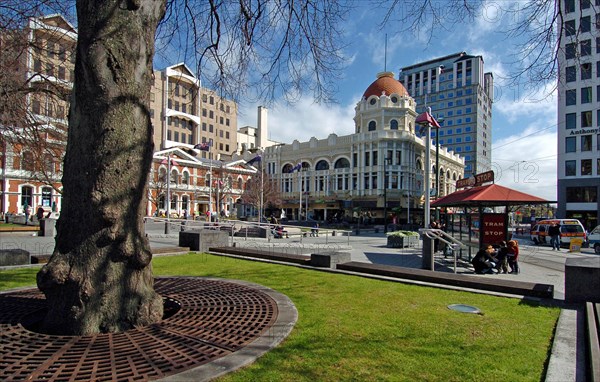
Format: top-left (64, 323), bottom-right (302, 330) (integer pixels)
top-left (37, 0), bottom-right (167, 335)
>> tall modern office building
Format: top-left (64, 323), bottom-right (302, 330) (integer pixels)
top-left (556, 0), bottom-right (600, 231)
top-left (399, 52), bottom-right (494, 179)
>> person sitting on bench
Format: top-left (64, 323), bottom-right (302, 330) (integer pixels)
top-left (310, 223), bottom-right (319, 237)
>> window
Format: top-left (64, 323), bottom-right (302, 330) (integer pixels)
top-left (565, 20), bottom-right (576, 36)
top-left (22, 151), bottom-right (34, 171)
top-left (566, 43), bottom-right (576, 59)
top-left (581, 111), bottom-right (593, 127)
top-left (390, 119), bottom-right (398, 130)
top-left (582, 0), bottom-right (591, 9)
top-left (566, 89), bottom-right (577, 105)
top-left (21, 186), bottom-right (33, 208)
top-left (566, 187), bottom-right (597, 202)
top-left (581, 159), bottom-right (592, 175)
top-left (581, 63), bottom-right (592, 79)
top-left (581, 87), bottom-right (592, 103)
top-left (364, 152), bottom-right (370, 166)
top-left (566, 136), bottom-right (576, 152)
top-left (368, 121), bottom-right (376, 131)
top-left (566, 66), bottom-right (576, 82)
top-left (581, 40), bottom-right (592, 56)
top-left (581, 16), bottom-right (591, 33)
top-left (566, 113), bottom-right (577, 129)
top-left (565, 0), bottom-right (575, 13)
top-left (565, 160), bottom-right (576, 176)
top-left (581, 135), bottom-right (592, 151)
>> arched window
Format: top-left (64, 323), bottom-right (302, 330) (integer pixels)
top-left (22, 151), bottom-right (34, 171)
top-left (182, 171), bottom-right (190, 185)
top-left (171, 169), bottom-right (179, 185)
top-left (227, 175), bottom-right (233, 188)
top-left (170, 194), bottom-right (177, 210)
top-left (315, 160), bottom-right (329, 171)
top-left (182, 195), bottom-right (189, 211)
top-left (41, 187), bottom-right (52, 207)
top-left (21, 186), bottom-right (33, 208)
top-left (158, 194), bottom-right (165, 210)
top-left (282, 163), bottom-right (293, 173)
top-left (368, 121), bottom-right (376, 131)
top-left (390, 119), bottom-right (398, 130)
top-left (205, 173), bottom-right (211, 187)
top-left (334, 158), bottom-right (350, 168)
top-left (237, 178), bottom-right (243, 190)
top-left (158, 168), bottom-right (167, 183)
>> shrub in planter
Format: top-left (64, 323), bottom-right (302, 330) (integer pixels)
top-left (386, 230), bottom-right (419, 248)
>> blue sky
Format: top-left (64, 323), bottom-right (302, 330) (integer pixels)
top-left (236, 1), bottom-right (558, 202)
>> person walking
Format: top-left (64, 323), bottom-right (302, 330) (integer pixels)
top-left (548, 222), bottom-right (561, 251)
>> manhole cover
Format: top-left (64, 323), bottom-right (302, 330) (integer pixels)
top-left (0, 277), bottom-right (279, 381)
top-left (447, 304), bottom-right (482, 314)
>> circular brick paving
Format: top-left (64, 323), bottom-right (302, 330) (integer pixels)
top-left (0, 277), bottom-right (282, 381)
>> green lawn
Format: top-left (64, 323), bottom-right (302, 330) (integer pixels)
top-left (1, 253), bottom-right (560, 381)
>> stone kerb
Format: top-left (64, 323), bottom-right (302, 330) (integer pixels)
top-left (565, 257), bottom-right (600, 303)
top-left (310, 251), bottom-right (351, 268)
top-left (179, 230), bottom-right (229, 252)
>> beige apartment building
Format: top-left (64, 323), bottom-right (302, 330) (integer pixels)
top-left (149, 63), bottom-right (238, 161)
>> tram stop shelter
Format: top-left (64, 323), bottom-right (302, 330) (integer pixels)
top-left (430, 171), bottom-right (553, 259)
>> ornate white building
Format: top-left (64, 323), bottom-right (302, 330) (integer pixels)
top-left (260, 72), bottom-right (464, 224)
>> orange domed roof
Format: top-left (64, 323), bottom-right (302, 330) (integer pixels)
top-left (362, 72), bottom-right (409, 99)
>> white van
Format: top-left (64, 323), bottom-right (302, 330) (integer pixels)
top-left (588, 225), bottom-right (600, 254)
top-left (530, 219), bottom-right (587, 247)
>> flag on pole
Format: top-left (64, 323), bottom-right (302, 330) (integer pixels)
top-left (289, 163), bottom-right (302, 173)
top-left (246, 155), bottom-right (261, 166)
top-left (161, 157), bottom-right (179, 166)
top-left (194, 142), bottom-right (211, 151)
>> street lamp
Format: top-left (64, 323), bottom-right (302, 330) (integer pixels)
top-left (416, 107), bottom-right (441, 270)
top-left (383, 157), bottom-right (391, 233)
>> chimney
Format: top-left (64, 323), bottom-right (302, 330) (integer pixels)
top-left (257, 106), bottom-right (268, 149)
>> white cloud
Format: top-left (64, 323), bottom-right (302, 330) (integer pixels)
top-left (238, 97), bottom-right (357, 143)
top-left (494, 85), bottom-right (557, 124)
top-left (492, 126), bottom-right (557, 202)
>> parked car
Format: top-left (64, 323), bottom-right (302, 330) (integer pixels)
top-left (530, 219), bottom-right (587, 247)
top-left (588, 225), bottom-right (600, 254)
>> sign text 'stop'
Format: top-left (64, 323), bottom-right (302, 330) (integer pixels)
top-left (456, 170), bottom-right (494, 189)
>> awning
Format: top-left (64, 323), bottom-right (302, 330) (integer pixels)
top-left (431, 184), bottom-right (552, 208)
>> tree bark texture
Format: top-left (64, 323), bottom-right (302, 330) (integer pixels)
top-left (37, 0), bottom-right (167, 335)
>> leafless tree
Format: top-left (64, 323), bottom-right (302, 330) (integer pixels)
top-left (379, 0), bottom-right (564, 92)
top-left (241, 170), bottom-right (282, 212)
top-left (29, 0), bottom-right (349, 335)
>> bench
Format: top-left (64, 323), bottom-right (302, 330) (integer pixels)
top-left (586, 302), bottom-right (600, 382)
top-left (336, 261), bottom-right (554, 299)
top-left (209, 246), bottom-right (311, 265)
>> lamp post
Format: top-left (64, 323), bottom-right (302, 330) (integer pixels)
top-left (383, 157), bottom-right (391, 233)
top-left (434, 116), bottom-right (444, 222)
top-left (416, 107), bottom-right (441, 270)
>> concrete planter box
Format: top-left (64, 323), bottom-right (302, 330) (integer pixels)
top-left (386, 235), bottom-right (419, 248)
top-left (179, 231), bottom-right (229, 252)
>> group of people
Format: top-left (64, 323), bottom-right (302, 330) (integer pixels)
top-left (472, 240), bottom-right (520, 275)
